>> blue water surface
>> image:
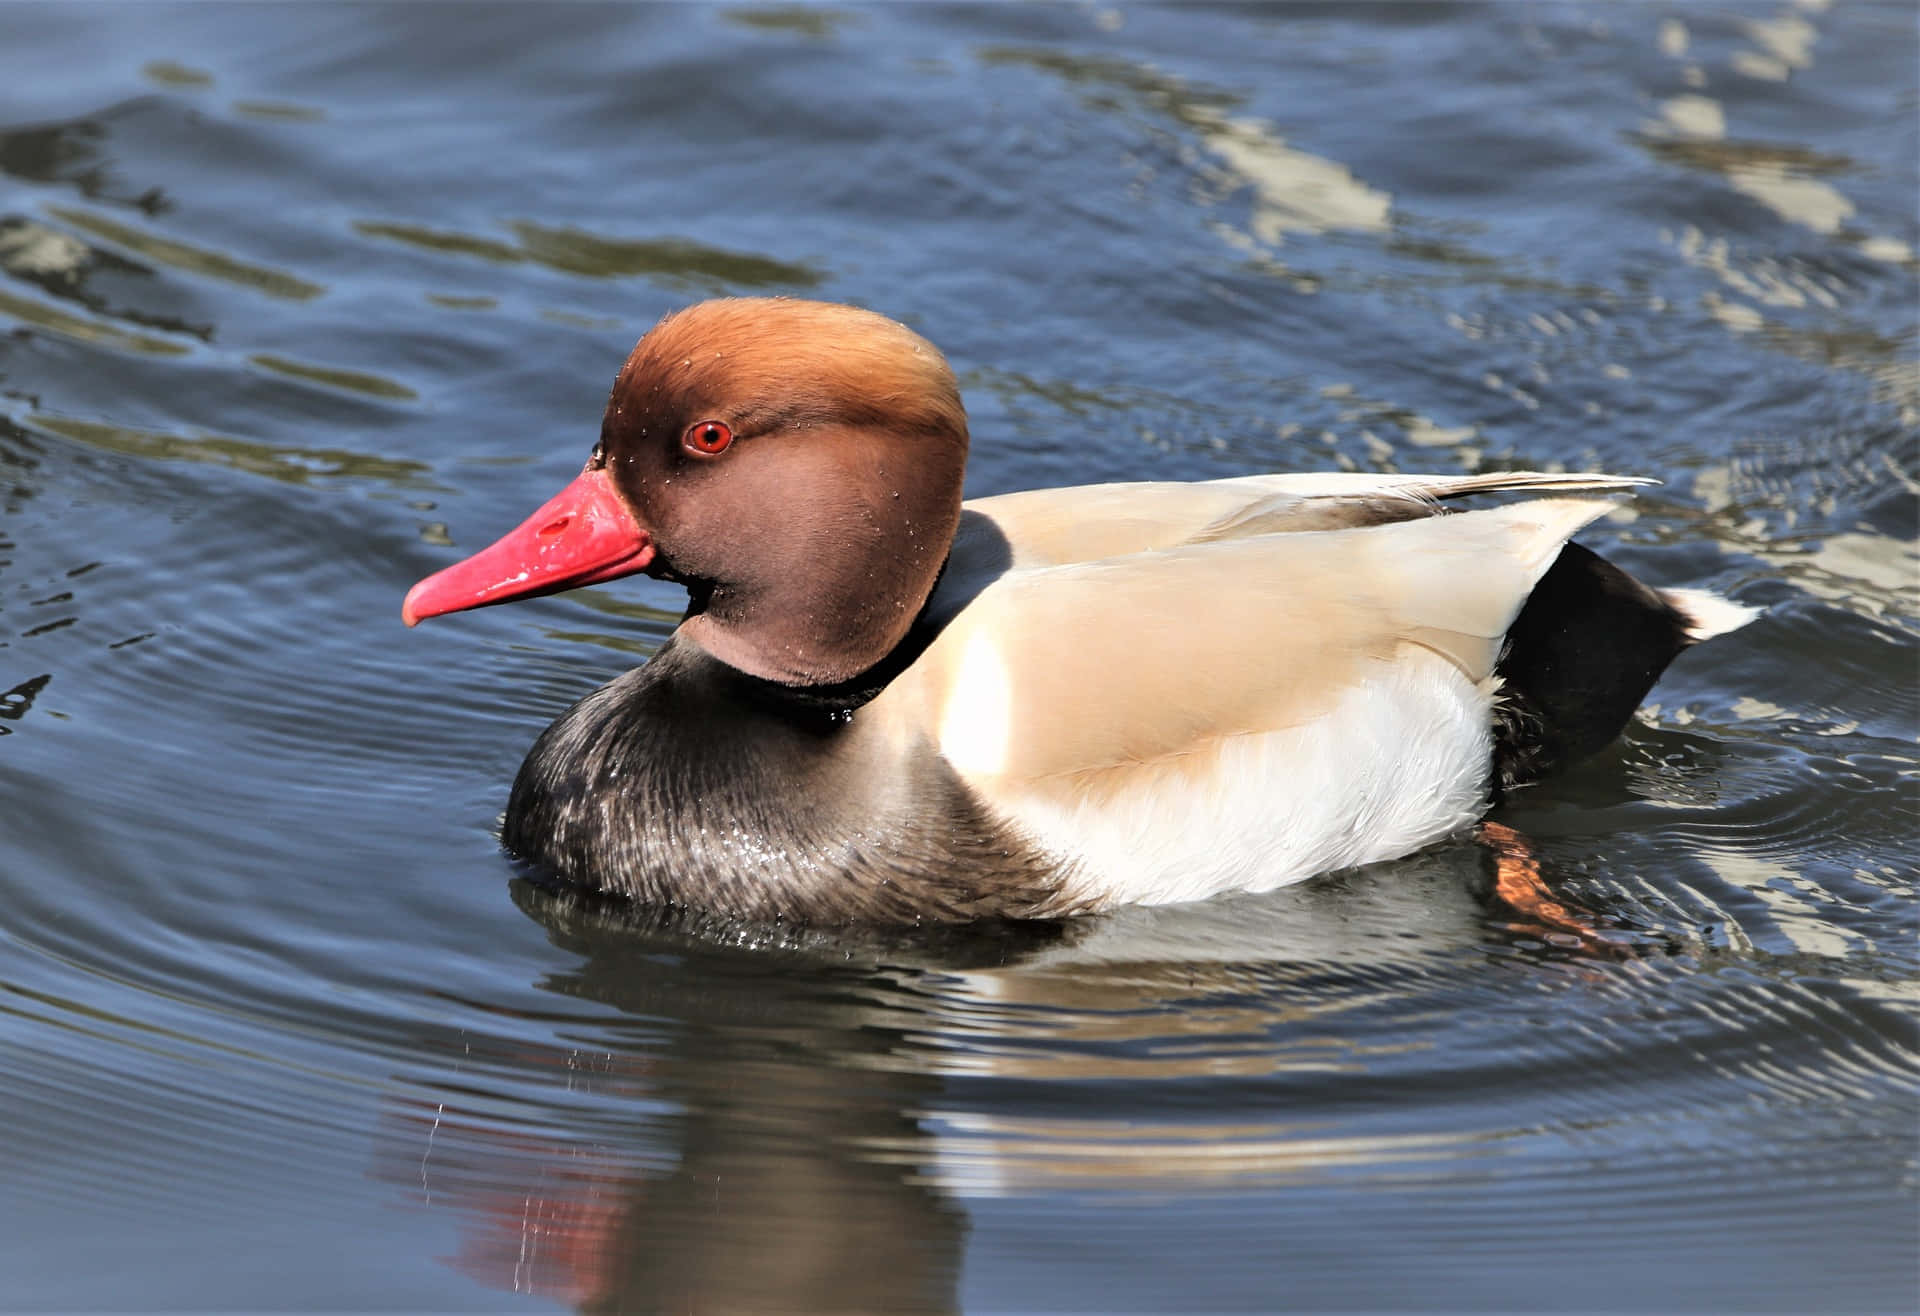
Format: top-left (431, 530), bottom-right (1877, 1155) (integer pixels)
top-left (1, 4), bottom-right (1914, 1310)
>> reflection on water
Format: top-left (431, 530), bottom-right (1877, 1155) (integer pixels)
top-left (1639, 0), bottom-right (1913, 273)
top-left (248, 351), bottom-right (417, 400)
top-left (0, 215), bottom-right (214, 341)
top-left (357, 219), bottom-right (825, 290)
top-left (0, 113), bottom-right (127, 201)
top-left (375, 843), bottom-right (1916, 1312)
top-left (1, 217), bottom-right (91, 280)
top-left (0, 2), bottom-right (1913, 1310)
top-left (22, 411), bottom-right (435, 488)
top-left (49, 203), bottom-right (324, 300)
top-left (0, 284), bottom-right (189, 355)
top-left (230, 100), bottom-right (326, 124)
top-left (1189, 107), bottom-right (1392, 245)
top-left (722, 6), bottom-right (860, 41)
top-left (980, 45), bottom-right (1392, 250)
top-left (141, 59), bottom-right (212, 89)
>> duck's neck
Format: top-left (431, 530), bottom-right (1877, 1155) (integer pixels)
top-left (675, 492), bottom-right (960, 687)
top-left (680, 551), bottom-right (952, 715)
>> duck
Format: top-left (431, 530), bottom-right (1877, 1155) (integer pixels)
top-left (402, 297), bottom-right (1754, 926)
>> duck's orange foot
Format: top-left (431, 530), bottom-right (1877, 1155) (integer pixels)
top-left (1477, 820), bottom-right (1635, 955)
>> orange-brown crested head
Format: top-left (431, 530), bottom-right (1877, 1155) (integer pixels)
top-left (595, 299), bottom-right (970, 684)
top-left (602, 297), bottom-right (967, 478)
top-left (404, 298), bottom-right (972, 687)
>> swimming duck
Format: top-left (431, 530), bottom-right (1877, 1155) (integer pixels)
top-left (403, 298), bottom-right (1753, 925)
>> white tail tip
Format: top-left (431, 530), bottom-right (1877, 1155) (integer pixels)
top-left (1661, 588), bottom-right (1761, 644)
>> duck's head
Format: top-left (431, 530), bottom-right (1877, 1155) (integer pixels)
top-left (402, 298), bottom-right (970, 684)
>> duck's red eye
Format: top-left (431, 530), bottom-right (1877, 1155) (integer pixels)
top-left (682, 420), bottom-right (734, 456)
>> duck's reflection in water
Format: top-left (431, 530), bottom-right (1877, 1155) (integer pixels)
top-left (382, 837), bottom-right (1623, 1313)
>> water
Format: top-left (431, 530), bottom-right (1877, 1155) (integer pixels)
top-left (2, 3), bottom-right (1914, 1309)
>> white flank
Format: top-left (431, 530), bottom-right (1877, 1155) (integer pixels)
top-left (988, 651), bottom-right (1498, 909)
top-left (938, 629), bottom-right (1014, 777)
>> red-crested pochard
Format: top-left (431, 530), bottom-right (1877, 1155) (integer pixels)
top-left (403, 298), bottom-right (1754, 925)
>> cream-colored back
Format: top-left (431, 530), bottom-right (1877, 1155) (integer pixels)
top-left (866, 473), bottom-right (1628, 906)
top-left (964, 469), bottom-right (1646, 571)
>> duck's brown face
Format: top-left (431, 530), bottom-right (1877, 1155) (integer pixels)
top-left (403, 298), bottom-right (970, 684)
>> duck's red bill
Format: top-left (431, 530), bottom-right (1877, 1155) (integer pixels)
top-left (402, 466), bottom-right (655, 626)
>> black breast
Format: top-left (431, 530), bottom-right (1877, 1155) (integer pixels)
top-left (502, 638), bottom-right (1075, 924)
